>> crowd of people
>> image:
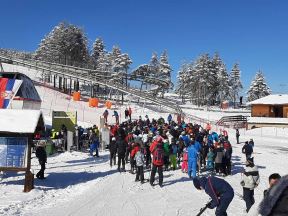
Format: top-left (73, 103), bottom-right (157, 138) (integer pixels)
top-left (34, 109), bottom-right (287, 216)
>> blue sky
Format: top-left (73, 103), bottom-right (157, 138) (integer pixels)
top-left (1, 0), bottom-right (288, 94)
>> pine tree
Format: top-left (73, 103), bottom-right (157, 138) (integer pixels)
top-left (92, 38), bottom-right (105, 65)
top-left (159, 50), bottom-right (173, 96)
top-left (229, 63), bottom-right (243, 107)
top-left (35, 22), bottom-right (89, 65)
top-left (247, 71), bottom-right (271, 102)
top-left (149, 52), bottom-right (160, 77)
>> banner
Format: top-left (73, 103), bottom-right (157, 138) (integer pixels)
top-left (0, 137), bottom-right (27, 168)
top-left (52, 111), bottom-right (77, 132)
top-left (0, 78), bottom-right (23, 109)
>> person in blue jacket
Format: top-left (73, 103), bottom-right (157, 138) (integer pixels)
top-left (193, 176), bottom-right (234, 216)
top-left (167, 114), bottom-right (173, 125)
top-left (187, 142), bottom-right (198, 179)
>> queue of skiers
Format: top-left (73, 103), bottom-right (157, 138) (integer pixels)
top-left (36, 110), bottom-right (287, 216)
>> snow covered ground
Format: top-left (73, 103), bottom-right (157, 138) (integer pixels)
top-left (0, 63), bottom-right (288, 216)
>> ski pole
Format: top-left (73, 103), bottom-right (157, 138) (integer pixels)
top-left (196, 200), bottom-right (212, 216)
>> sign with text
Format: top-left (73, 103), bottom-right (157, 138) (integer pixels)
top-left (0, 137), bottom-right (27, 168)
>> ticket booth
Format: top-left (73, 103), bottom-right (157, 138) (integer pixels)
top-left (0, 110), bottom-right (45, 192)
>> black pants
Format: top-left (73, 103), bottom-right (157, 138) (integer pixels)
top-left (243, 187), bottom-right (255, 212)
top-left (150, 165), bottom-right (163, 186)
top-left (36, 161), bottom-right (46, 179)
top-left (215, 192), bottom-right (234, 216)
top-left (135, 166), bottom-right (144, 182)
top-left (110, 152), bottom-right (116, 166)
top-left (118, 154), bottom-right (125, 170)
top-left (236, 136), bottom-right (240, 144)
top-left (164, 156), bottom-right (169, 170)
top-left (215, 163), bottom-right (223, 174)
top-left (145, 147), bottom-right (151, 167)
top-left (224, 160), bottom-right (231, 175)
top-left (130, 158), bottom-right (136, 172)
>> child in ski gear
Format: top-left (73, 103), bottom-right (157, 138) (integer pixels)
top-left (135, 148), bottom-right (145, 183)
top-left (36, 140), bottom-right (47, 180)
top-left (170, 142), bottom-right (178, 170)
top-left (241, 157), bottom-right (260, 213)
top-left (163, 139), bottom-right (170, 171)
top-left (89, 130), bottom-right (99, 157)
top-left (181, 148), bottom-right (188, 173)
top-left (206, 147), bottom-right (215, 170)
top-left (214, 143), bottom-right (224, 175)
top-left (263, 173), bottom-right (281, 198)
top-left (109, 137), bottom-right (117, 167)
top-left (193, 176), bottom-right (234, 216)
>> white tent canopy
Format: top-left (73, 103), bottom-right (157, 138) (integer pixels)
top-left (247, 94), bottom-right (288, 105)
top-left (0, 110), bottom-right (44, 134)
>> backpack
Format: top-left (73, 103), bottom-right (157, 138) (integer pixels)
top-left (153, 147), bottom-right (164, 166)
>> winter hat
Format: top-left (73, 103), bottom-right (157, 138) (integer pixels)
top-left (193, 178), bottom-right (201, 190)
top-left (112, 137), bottom-right (116, 141)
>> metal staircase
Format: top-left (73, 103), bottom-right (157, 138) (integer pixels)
top-left (0, 54), bottom-right (181, 114)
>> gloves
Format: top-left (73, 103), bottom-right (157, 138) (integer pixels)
top-left (207, 202), bottom-right (213, 209)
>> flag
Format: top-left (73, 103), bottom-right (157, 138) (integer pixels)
top-left (0, 78), bottom-right (23, 109)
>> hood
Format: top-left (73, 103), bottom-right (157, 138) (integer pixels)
top-left (258, 175), bottom-right (288, 215)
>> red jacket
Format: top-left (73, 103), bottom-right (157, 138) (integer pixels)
top-left (131, 145), bottom-right (140, 158)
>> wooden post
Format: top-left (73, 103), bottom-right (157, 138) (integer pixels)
top-left (24, 136), bottom-right (34, 192)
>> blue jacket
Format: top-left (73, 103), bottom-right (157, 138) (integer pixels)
top-left (187, 145), bottom-right (198, 162)
top-left (167, 114), bottom-right (172, 122)
top-left (181, 135), bottom-right (190, 146)
top-left (211, 132), bottom-right (219, 142)
top-left (193, 141), bottom-right (202, 153)
top-left (199, 176), bottom-right (234, 209)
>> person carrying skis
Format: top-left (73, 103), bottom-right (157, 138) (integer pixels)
top-left (193, 176), bottom-right (234, 216)
top-left (149, 136), bottom-right (164, 187)
top-left (240, 157), bottom-right (260, 213)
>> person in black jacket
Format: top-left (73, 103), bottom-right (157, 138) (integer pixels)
top-left (36, 140), bottom-right (47, 179)
top-left (109, 137), bottom-right (117, 167)
top-left (116, 133), bottom-right (128, 172)
top-left (242, 141), bottom-right (253, 160)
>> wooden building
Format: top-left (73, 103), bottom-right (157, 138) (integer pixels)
top-left (247, 94), bottom-right (288, 118)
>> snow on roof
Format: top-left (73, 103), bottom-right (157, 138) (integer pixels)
top-left (247, 94), bottom-right (288, 105)
top-left (0, 109), bottom-right (43, 134)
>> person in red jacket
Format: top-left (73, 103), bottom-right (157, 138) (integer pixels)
top-left (149, 137), bottom-right (164, 187)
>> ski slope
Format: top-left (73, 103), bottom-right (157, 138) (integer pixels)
top-left (0, 64), bottom-right (288, 216)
